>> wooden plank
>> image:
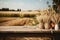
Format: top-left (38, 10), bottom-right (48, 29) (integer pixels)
top-left (0, 26), bottom-right (60, 33)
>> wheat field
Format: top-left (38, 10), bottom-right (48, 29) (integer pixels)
top-left (0, 9), bottom-right (60, 29)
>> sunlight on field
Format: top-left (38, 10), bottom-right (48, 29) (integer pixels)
top-left (0, 9), bottom-right (60, 29)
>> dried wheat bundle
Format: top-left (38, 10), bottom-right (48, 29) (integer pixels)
top-left (43, 15), bottom-right (51, 23)
top-left (36, 15), bottom-right (44, 29)
top-left (36, 15), bottom-right (43, 23)
top-left (36, 13), bottom-right (51, 29)
top-left (43, 15), bottom-right (51, 29)
top-left (36, 22), bottom-right (44, 29)
top-left (51, 13), bottom-right (60, 24)
top-left (24, 18), bottom-right (35, 26)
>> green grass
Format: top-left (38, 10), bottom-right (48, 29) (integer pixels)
top-left (0, 13), bottom-right (36, 18)
top-left (0, 13), bottom-right (20, 17)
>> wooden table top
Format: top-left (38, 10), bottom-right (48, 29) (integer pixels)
top-left (0, 26), bottom-right (60, 33)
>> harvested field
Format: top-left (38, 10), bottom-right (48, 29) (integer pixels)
top-left (0, 10), bottom-right (60, 29)
top-left (0, 11), bottom-right (39, 26)
top-left (0, 11), bottom-right (39, 15)
top-left (0, 17), bottom-right (19, 23)
top-left (0, 17), bottom-right (36, 26)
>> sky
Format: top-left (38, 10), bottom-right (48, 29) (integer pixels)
top-left (0, 0), bottom-right (53, 10)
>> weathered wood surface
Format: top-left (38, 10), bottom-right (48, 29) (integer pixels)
top-left (0, 26), bottom-right (60, 33)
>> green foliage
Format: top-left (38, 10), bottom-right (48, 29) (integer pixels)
top-left (0, 13), bottom-right (20, 17)
top-left (0, 13), bottom-right (36, 18)
top-left (19, 14), bottom-right (24, 18)
top-left (32, 17), bottom-right (39, 26)
top-left (24, 14), bottom-right (36, 18)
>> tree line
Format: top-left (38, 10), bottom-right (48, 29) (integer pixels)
top-left (53, 0), bottom-right (60, 13)
top-left (0, 8), bottom-right (21, 11)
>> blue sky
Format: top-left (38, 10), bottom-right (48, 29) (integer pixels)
top-left (0, 0), bottom-right (53, 10)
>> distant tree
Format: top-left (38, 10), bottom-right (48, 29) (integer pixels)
top-left (53, 0), bottom-right (60, 5)
top-left (47, 1), bottom-right (49, 5)
top-left (46, 1), bottom-right (51, 12)
top-left (2, 8), bottom-right (9, 11)
top-left (46, 1), bottom-right (51, 9)
top-left (53, 0), bottom-right (60, 13)
top-left (17, 9), bottom-right (21, 11)
top-left (0, 9), bottom-right (2, 11)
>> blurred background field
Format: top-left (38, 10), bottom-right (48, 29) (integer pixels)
top-left (0, 0), bottom-right (60, 29)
